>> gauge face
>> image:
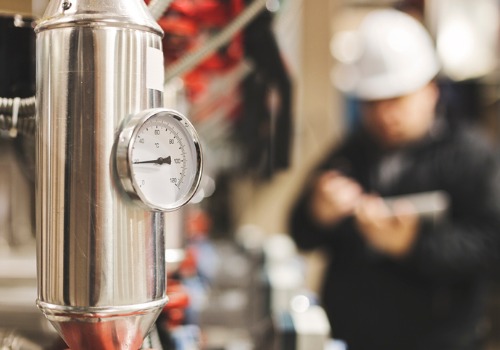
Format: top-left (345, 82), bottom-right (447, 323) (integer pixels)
top-left (116, 109), bottom-right (202, 211)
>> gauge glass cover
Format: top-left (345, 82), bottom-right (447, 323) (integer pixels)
top-left (117, 109), bottom-right (202, 211)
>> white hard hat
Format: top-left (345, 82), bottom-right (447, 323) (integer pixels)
top-left (334, 9), bottom-right (440, 101)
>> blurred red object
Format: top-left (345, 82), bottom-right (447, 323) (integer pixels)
top-left (162, 279), bottom-right (190, 328)
top-left (186, 208), bottom-right (212, 239)
top-left (147, 0), bottom-right (244, 102)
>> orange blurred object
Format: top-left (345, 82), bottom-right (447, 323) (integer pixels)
top-left (162, 279), bottom-right (191, 327)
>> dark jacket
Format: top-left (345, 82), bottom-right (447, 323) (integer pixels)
top-left (289, 121), bottom-right (500, 350)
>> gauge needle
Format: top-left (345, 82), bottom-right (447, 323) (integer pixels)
top-left (133, 156), bottom-right (171, 165)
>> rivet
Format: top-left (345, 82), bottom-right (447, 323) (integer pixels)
top-left (62, 1), bottom-right (72, 11)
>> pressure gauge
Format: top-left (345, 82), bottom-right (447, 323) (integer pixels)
top-left (116, 108), bottom-right (203, 211)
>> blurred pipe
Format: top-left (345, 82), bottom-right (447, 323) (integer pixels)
top-left (148, 0), bottom-right (174, 21)
top-left (0, 329), bottom-right (42, 350)
top-left (0, 96), bottom-right (35, 117)
top-left (0, 96), bottom-right (36, 136)
top-left (164, 0), bottom-right (268, 81)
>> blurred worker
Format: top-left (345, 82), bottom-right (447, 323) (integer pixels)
top-left (289, 9), bottom-right (500, 350)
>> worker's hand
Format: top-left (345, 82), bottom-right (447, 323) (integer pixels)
top-left (310, 171), bottom-right (363, 227)
top-left (355, 194), bottom-right (419, 258)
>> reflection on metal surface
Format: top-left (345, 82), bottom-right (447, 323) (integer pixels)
top-left (39, 299), bottom-right (166, 350)
top-left (36, 0), bottom-right (167, 348)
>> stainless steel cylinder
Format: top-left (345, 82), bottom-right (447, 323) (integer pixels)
top-left (35, 1), bottom-right (167, 349)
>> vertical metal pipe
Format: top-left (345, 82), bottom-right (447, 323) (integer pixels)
top-left (35, 1), bottom-right (167, 349)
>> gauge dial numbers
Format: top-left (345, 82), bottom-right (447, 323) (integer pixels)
top-left (116, 108), bottom-right (203, 211)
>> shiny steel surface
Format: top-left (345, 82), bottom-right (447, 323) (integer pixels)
top-left (36, 1), bottom-right (167, 348)
top-left (38, 299), bottom-right (165, 350)
top-left (37, 0), bottom-right (162, 35)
